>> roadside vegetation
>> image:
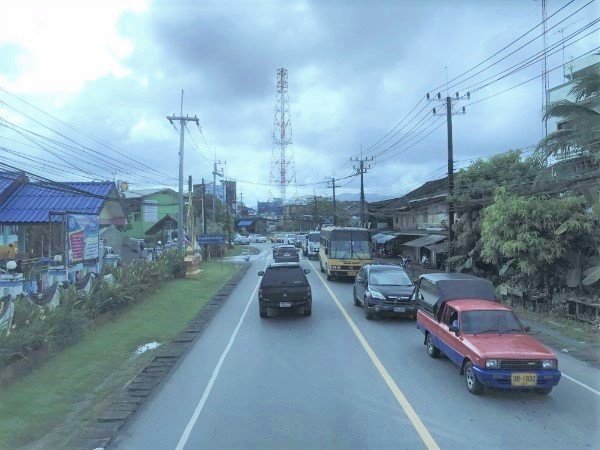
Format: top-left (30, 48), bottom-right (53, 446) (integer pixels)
top-left (0, 261), bottom-right (239, 449)
top-left (449, 66), bottom-right (599, 318)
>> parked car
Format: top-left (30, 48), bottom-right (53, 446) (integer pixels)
top-left (257, 263), bottom-right (312, 318)
top-left (256, 235), bottom-right (267, 243)
top-left (234, 235), bottom-right (250, 245)
top-left (248, 234), bottom-right (259, 243)
top-left (415, 273), bottom-right (561, 395)
top-left (273, 245), bottom-right (299, 263)
top-left (353, 264), bottom-right (416, 319)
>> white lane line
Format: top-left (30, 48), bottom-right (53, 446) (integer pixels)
top-left (311, 263), bottom-right (440, 450)
top-left (562, 373), bottom-right (600, 396)
top-left (175, 264), bottom-right (264, 450)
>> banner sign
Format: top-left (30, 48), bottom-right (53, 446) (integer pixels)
top-left (67, 214), bottom-right (99, 262)
top-left (197, 234), bottom-right (225, 244)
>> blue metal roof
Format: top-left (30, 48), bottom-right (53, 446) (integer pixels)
top-left (238, 219), bottom-right (253, 226)
top-left (0, 182), bottom-right (116, 224)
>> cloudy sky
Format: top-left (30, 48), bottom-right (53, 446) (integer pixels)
top-left (0, 0), bottom-right (597, 207)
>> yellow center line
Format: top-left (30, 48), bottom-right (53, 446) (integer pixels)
top-left (310, 260), bottom-right (440, 450)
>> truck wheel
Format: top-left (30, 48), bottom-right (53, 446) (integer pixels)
top-left (259, 306), bottom-right (268, 318)
top-left (464, 361), bottom-right (484, 395)
top-left (303, 306), bottom-right (312, 316)
top-left (320, 263), bottom-right (325, 273)
top-left (426, 333), bottom-right (440, 358)
top-left (326, 271), bottom-right (332, 281)
top-left (353, 288), bottom-right (361, 306)
top-left (535, 387), bottom-right (553, 395)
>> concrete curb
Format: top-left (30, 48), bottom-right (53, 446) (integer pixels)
top-left (77, 263), bottom-right (251, 450)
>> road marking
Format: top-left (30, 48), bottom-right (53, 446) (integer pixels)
top-left (312, 265), bottom-right (440, 450)
top-left (175, 264), bottom-right (264, 450)
top-left (562, 373), bottom-right (600, 396)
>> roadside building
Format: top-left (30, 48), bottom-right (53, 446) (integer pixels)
top-left (368, 177), bottom-right (449, 268)
top-left (123, 188), bottom-right (178, 241)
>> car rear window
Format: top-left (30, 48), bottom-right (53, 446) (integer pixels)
top-left (276, 247), bottom-right (296, 254)
top-left (262, 267), bottom-right (306, 286)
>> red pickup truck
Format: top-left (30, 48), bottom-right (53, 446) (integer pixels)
top-left (415, 273), bottom-right (561, 395)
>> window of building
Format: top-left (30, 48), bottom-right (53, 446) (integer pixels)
top-left (133, 212), bottom-right (141, 222)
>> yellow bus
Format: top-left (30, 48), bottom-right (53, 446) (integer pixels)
top-left (319, 226), bottom-right (373, 280)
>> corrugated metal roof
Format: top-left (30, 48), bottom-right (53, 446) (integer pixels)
top-left (0, 182), bottom-right (115, 224)
top-left (238, 219), bottom-right (253, 226)
top-left (0, 172), bottom-right (23, 198)
top-left (402, 234), bottom-right (446, 248)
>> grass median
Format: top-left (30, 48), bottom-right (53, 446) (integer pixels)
top-left (0, 261), bottom-right (241, 449)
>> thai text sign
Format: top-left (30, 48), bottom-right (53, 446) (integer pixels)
top-left (67, 214), bottom-right (99, 262)
top-left (197, 234), bottom-right (225, 244)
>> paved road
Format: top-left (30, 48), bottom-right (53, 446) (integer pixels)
top-left (113, 243), bottom-right (600, 449)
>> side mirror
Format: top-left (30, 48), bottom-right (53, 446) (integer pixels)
top-left (304, 268), bottom-right (310, 274)
top-left (449, 325), bottom-right (460, 334)
top-left (524, 325), bottom-right (530, 332)
top-left (258, 271), bottom-right (264, 276)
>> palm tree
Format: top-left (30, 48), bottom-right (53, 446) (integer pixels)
top-left (537, 65), bottom-right (600, 160)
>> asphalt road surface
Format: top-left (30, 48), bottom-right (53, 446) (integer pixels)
top-left (113, 243), bottom-right (600, 449)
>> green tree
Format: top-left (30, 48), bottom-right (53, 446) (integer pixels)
top-left (449, 150), bottom-right (545, 273)
top-left (537, 66), bottom-right (600, 160)
top-left (480, 188), bottom-right (595, 291)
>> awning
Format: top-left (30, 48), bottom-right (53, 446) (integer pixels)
top-left (402, 234), bottom-right (446, 248)
top-left (426, 242), bottom-right (449, 254)
top-left (372, 233), bottom-right (398, 244)
top-left (237, 219), bottom-right (253, 226)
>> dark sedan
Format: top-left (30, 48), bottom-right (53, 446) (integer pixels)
top-left (353, 264), bottom-right (416, 320)
top-left (273, 245), bottom-right (300, 263)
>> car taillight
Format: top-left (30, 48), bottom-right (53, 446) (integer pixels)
top-left (258, 289), bottom-right (263, 299)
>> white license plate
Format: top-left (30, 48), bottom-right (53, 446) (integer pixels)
top-left (393, 307), bottom-right (406, 313)
top-left (511, 373), bottom-right (537, 386)
top-left (279, 302), bottom-right (292, 307)
top-left (347, 271), bottom-right (357, 276)
top-left (284, 253), bottom-right (290, 256)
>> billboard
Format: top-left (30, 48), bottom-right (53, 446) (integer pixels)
top-left (67, 214), bottom-right (99, 263)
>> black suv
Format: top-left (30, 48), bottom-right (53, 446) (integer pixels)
top-left (258, 263), bottom-right (312, 318)
top-left (353, 264), bottom-right (416, 320)
top-left (273, 245), bottom-right (299, 263)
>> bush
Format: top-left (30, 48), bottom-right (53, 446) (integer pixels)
top-left (0, 250), bottom-right (185, 367)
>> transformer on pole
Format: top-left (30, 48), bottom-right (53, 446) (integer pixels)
top-left (270, 68), bottom-right (296, 212)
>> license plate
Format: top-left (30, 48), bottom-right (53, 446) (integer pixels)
top-left (347, 271), bottom-right (357, 276)
top-left (393, 307), bottom-right (406, 313)
top-left (279, 302), bottom-right (292, 307)
top-left (511, 373), bottom-right (537, 386)
top-left (284, 253), bottom-right (290, 256)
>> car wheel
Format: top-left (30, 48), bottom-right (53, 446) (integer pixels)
top-left (303, 305), bottom-right (312, 316)
top-left (364, 299), bottom-right (374, 320)
top-left (425, 333), bottom-right (440, 358)
top-left (320, 263), bottom-right (325, 273)
top-left (259, 306), bottom-right (268, 318)
top-left (464, 361), bottom-right (484, 395)
top-left (353, 288), bottom-right (361, 306)
top-left (535, 387), bottom-right (553, 395)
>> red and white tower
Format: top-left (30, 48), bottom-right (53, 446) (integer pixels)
top-left (270, 67), bottom-right (296, 207)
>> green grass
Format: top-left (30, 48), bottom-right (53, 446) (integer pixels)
top-left (0, 261), bottom-right (240, 449)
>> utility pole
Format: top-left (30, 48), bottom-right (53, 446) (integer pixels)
top-left (312, 189), bottom-right (319, 230)
top-left (325, 176), bottom-right (341, 226)
top-left (212, 159), bottom-right (225, 223)
top-left (167, 90), bottom-right (199, 253)
top-left (187, 175), bottom-right (195, 250)
top-left (351, 154), bottom-right (373, 229)
top-left (201, 177), bottom-right (206, 234)
top-left (428, 90), bottom-right (468, 268)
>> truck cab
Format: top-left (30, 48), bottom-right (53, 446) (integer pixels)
top-left (415, 273), bottom-right (561, 395)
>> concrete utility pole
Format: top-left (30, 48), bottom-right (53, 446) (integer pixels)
top-left (429, 90), bottom-right (468, 268)
top-left (187, 175), bottom-right (195, 250)
top-left (326, 176), bottom-right (341, 226)
top-left (351, 154), bottom-right (373, 229)
top-left (201, 177), bottom-right (206, 234)
top-left (167, 90), bottom-right (199, 253)
top-left (212, 159), bottom-right (225, 223)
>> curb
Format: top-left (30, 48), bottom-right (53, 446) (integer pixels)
top-left (77, 263), bottom-right (251, 450)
